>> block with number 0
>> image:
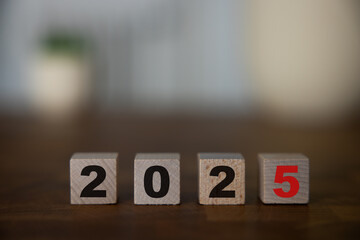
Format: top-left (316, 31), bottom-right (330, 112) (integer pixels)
top-left (258, 153), bottom-right (309, 204)
top-left (134, 153), bottom-right (180, 205)
top-left (198, 153), bottom-right (245, 205)
top-left (70, 153), bottom-right (118, 204)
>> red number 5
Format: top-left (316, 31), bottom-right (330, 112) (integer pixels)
top-left (273, 166), bottom-right (299, 198)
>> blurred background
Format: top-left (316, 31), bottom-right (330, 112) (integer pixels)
top-left (1, 1), bottom-right (360, 239)
top-left (1, 0), bottom-right (359, 124)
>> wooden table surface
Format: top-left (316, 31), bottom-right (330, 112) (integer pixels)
top-left (0, 114), bottom-right (359, 239)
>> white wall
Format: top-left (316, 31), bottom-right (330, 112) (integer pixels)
top-left (0, 0), bottom-right (251, 114)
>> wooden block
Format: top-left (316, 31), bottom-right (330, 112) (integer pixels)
top-left (70, 152), bottom-right (118, 204)
top-left (258, 153), bottom-right (309, 204)
top-left (134, 153), bottom-right (180, 205)
top-left (198, 153), bottom-right (245, 205)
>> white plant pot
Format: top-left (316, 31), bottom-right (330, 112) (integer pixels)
top-left (29, 53), bottom-right (91, 121)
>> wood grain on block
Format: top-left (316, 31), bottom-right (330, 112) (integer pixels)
top-left (134, 153), bottom-right (180, 205)
top-left (258, 153), bottom-right (309, 204)
top-left (70, 152), bottom-right (118, 204)
top-left (198, 153), bottom-right (245, 205)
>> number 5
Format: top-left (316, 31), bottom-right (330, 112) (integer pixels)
top-left (273, 166), bottom-right (299, 198)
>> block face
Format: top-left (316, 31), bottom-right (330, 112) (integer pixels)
top-left (198, 153), bottom-right (245, 205)
top-left (134, 153), bottom-right (180, 205)
top-left (70, 153), bottom-right (118, 204)
top-left (258, 153), bottom-right (309, 204)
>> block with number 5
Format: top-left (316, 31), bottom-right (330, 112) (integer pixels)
top-left (198, 153), bottom-right (245, 205)
top-left (258, 153), bottom-right (309, 204)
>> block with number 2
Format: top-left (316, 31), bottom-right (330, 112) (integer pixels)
top-left (258, 153), bottom-right (309, 204)
top-left (198, 153), bottom-right (245, 205)
top-left (70, 153), bottom-right (118, 204)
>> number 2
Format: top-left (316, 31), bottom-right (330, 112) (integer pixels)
top-left (209, 166), bottom-right (235, 198)
top-left (80, 165), bottom-right (107, 197)
top-left (273, 166), bottom-right (299, 198)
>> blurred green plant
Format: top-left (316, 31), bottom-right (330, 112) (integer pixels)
top-left (40, 33), bottom-right (89, 57)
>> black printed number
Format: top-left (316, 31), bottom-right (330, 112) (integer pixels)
top-left (144, 166), bottom-right (170, 198)
top-left (80, 165), bottom-right (107, 197)
top-left (209, 166), bottom-right (235, 198)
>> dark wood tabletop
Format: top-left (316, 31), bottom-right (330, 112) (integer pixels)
top-left (0, 114), bottom-right (359, 239)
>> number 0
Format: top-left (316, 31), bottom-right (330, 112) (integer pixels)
top-left (273, 166), bottom-right (299, 198)
top-left (144, 166), bottom-right (170, 198)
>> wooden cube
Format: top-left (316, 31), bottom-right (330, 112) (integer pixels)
top-left (258, 153), bottom-right (309, 204)
top-left (70, 153), bottom-right (118, 204)
top-left (198, 153), bottom-right (245, 205)
top-left (134, 153), bottom-right (180, 205)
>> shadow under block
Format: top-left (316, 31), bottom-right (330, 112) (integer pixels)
top-left (198, 153), bottom-right (245, 205)
top-left (258, 153), bottom-right (309, 204)
top-left (70, 153), bottom-right (118, 204)
top-left (134, 153), bottom-right (180, 205)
